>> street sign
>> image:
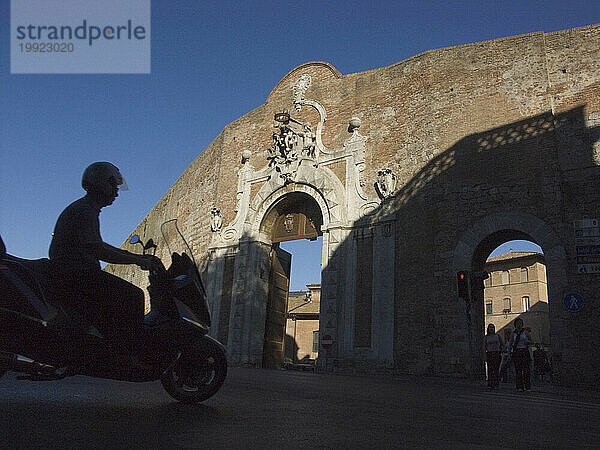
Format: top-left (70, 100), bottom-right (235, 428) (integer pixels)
top-left (578, 264), bottom-right (600, 274)
top-left (576, 255), bottom-right (600, 264)
top-left (563, 292), bottom-right (584, 312)
top-left (321, 334), bottom-right (334, 349)
top-left (575, 245), bottom-right (600, 256)
top-left (574, 219), bottom-right (599, 228)
top-left (574, 219), bottom-right (600, 274)
top-left (575, 228), bottom-right (600, 238)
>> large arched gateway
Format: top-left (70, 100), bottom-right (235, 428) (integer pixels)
top-left (202, 95), bottom-right (396, 369)
top-left (110, 25), bottom-right (600, 386)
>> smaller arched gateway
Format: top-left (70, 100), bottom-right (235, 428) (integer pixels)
top-left (453, 211), bottom-right (569, 379)
top-left (203, 72), bottom-right (395, 369)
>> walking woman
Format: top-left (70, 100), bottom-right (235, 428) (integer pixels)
top-left (511, 318), bottom-right (533, 392)
top-left (485, 323), bottom-right (503, 389)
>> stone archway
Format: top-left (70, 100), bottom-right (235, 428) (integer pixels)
top-left (203, 70), bottom-right (395, 370)
top-left (452, 211), bottom-right (568, 378)
top-left (247, 167), bottom-right (346, 239)
top-left (259, 191), bottom-right (324, 241)
top-left (221, 179), bottom-right (347, 367)
top-left (256, 191), bottom-right (325, 368)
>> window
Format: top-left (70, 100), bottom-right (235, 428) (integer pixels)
top-left (313, 331), bottom-right (319, 353)
top-left (521, 267), bottom-right (528, 282)
top-left (503, 298), bottom-right (511, 313)
top-left (486, 302), bottom-right (493, 315)
top-left (522, 296), bottom-right (530, 312)
top-left (502, 271), bottom-right (510, 285)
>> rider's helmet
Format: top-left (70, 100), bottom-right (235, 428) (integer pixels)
top-left (81, 162), bottom-right (129, 194)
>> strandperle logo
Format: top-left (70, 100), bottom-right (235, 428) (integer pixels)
top-left (11, 0), bottom-right (151, 74)
top-left (15, 19), bottom-right (147, 46)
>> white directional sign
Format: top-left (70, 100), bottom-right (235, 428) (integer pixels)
top-left (574, 219), bottom-right (600, 274)
top-left (578, 264), bottom-right (600, 274)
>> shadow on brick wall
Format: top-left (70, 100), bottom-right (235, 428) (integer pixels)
top-left (115, 105), bottom-right (600, 386)
top-left (368, 105), bottom-right (599, 383)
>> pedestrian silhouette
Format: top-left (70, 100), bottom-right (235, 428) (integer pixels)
top-left (510, 318), bottom-right (533, 392)
top-left (484, 323), bottom-right (503, 389)
top-left (533, 343), bottom-right (549, 381)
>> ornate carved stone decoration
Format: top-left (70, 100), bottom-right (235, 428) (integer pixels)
top-left (215, 74), bottom-right (386, 247)
top-left (236, 150), bottom-right (254, 213)
top-left (210, 207), bottom-right (222, 232)
top-left (267, 110), bottom-right (318, 183)
top-left (293, 74), bottom-right (311, 111)
top-left (219, 149), bottom-right (272, 243)
top-left (375, 168), bottom-right (397, 199)
top-left (241, 149), bottom-right (252, 165)
top-left (383, 222), bottom-right (393, 237)
top-left (284, 214), bottom-right (294, 233)
top-left (344, 116), bottom-right (367, 188)
top-left (292, 74), bottom-right (328, 155)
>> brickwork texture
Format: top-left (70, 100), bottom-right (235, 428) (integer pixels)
top-left (109, 24), bottom-right (600, 386)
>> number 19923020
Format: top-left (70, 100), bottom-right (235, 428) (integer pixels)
top-left (19, 42), bottom-right (74, 52)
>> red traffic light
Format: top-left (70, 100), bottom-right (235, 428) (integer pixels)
top-left (457, 271), bottom-right (469, 300)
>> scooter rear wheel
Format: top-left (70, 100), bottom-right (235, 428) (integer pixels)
top-left (160, 339), bottom-right (227, 403)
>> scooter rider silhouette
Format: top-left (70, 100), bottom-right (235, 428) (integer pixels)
top-left (49, 162), bottom-right (161, 353)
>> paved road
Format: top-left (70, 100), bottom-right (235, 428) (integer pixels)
top-left (1, 367), bottom-right (599, 448)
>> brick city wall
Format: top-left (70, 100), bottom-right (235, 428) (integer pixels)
top-left (109, 24), bottom-right (600, 385)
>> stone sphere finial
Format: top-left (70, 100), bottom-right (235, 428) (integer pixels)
top-left (241, 150), bottom-right (252, 164)
top-left (348, 116), bottom-right (362, 132)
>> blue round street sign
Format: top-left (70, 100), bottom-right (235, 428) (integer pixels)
top-left (563, 292), bottom-right (584, 312)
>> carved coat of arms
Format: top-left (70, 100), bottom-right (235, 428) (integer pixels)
top-left (284, 214), bottom-right (294, 233)
top-left (267, 111), bottom-right (317, 183)
top-left (375, 168), bottom-right (397, 199)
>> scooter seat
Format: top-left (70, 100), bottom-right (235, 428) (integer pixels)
top-left (1, 255), bottom-right (55, 320)
top-left (3, 254), bottom-right (52, 288)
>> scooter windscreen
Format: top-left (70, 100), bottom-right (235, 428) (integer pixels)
top-left (160, 219), bottom-right (211, 327)
top-left (160, 219), bottom-right (196, 268)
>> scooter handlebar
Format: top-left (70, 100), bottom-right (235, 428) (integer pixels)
top-left (138, 255), bottom-right (165, 274)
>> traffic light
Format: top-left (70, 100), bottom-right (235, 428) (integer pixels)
top-left (457, 270), bottom-right (489, 301)
top-left (457, 271), bottom-right (470, 300)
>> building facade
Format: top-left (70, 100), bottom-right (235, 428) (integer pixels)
top-left (484, 251), bottom-right (549, 346)
top-left (285, 284), bottom-right (321, 364)
top-left (107, 24), bottom-right (600, 386)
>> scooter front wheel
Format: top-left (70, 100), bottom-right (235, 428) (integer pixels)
top-left (161, 338), bottom-right (227, 403)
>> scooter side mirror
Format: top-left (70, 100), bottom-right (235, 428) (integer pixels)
top-left (129, 235), bottom-right (142, 245)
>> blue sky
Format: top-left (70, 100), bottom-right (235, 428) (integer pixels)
top-left (1, 0), bottom-right (597, 289)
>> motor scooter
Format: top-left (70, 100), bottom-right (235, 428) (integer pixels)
top-left (0, 219), bottom-right (227, 403)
